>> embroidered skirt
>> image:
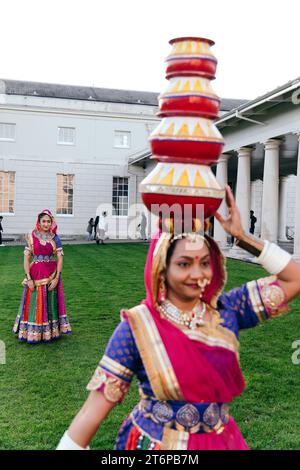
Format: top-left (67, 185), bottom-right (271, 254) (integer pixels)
top-left (13, 279), bottom-right (72, 344)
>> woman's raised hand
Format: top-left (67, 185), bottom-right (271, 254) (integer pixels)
top-left (214, 185), bottom-right (245, 239)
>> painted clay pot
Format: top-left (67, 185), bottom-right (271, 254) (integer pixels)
top-left (165, 37), bottom-right (217, 80)
top-left (140, 162), bottom-right (224, 219)
top-left (149, 116), bottom-right (224, 165)
top-left (158, 76), bottom-right (220, 118)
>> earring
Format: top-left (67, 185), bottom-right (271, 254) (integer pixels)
top-left (159, 278), bottom-right (166, 303)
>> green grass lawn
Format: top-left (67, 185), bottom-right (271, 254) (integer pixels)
top-left (0, 243), bottom-right (300, 450)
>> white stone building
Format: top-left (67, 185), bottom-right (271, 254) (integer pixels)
top-left (212, 77), bottom-right (300, 257)
top-left (130, 77), bottom-right (300, 257)
top-left (0, 79), bottom-right (245, 239)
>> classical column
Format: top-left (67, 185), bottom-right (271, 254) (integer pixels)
top-left (278, 176), bottom-right (289, 241)
top-left (235, 147), bottom-right (251, 232)
top-left (261, 139), bottom-right (280, 242)
top-left (293, 134), bottom-right (300, 259)
top-left (214, 154), bottom-right (229, 247)
top-left (250, 179), bottom-right (262, 237)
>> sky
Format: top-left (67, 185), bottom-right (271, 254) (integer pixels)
top-left (1, 0), bottom-right (299, 100)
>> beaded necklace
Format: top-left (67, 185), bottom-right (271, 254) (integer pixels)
top-left (34, 230), bottom-right (55, 242)
top-left (159, 300), bottom-right (206, 329)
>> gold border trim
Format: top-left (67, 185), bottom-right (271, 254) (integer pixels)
top-left (150, 135), bottom-right (224, 143)
top-left (100, 355), bottom-right (134, 381)
top-left (161, 426), bottom-right (189, 450)
top-left (160, 91), bottom-right (219, 100)
top-left (126, 304), bottom-right (183, 401)
top-left (140, 183), bottom-right (224, 199)
top-left (185, 327), bottom-right (239, 355)
top-left (22, 271), bottom-right (57, 287)
top-left (246, 280), bottom-right (265, 322)
top-left (86, 365), bottom-right (129, 403)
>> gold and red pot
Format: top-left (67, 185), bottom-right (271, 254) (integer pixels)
top-left (150, 116), bottom-right (224, 165)
top-left (158, 76), bottom-right (220, 118)
top-left (165, 37), bottom-right (217, 80)
top-left (140, 162), bottom-right (224, 219)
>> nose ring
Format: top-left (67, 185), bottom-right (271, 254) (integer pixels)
top-left (197, 279), bottom-right (208, 288)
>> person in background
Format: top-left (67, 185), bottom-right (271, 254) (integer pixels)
top-left (86, 218), bottom-right (94, 241)
top-left (13, 209), bottom-right (72, 343)
top-left (137, 212), bottom-right (147, 241)
top-left (0, 216), bottom-right (4, 246)
top-left (94, 215), bottom-right (99, 240)
top-left (96, 212), bottom-right (107, 245)
top-left (250, 210), bottom-right (257, 235)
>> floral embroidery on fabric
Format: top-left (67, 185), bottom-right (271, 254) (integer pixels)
top-left (258, 281), bottom-right (287, 317)
top-left (86, 366), bottom-right (130, 403)
top-left (33, 230), bottom-right (55, 243)
top-left (256, 275), bottom-right (288, 317)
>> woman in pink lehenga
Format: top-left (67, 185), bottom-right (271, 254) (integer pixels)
top-left (13, 209), bottom-right (72, 344)
top-left (57, 187), bottom-right (300, 450)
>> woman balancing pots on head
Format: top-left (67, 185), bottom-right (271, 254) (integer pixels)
top-left (57, 186), bottom-right (300, 450)
top-left (57, 36), bottom-right (300, 450)
top-left (13, 209), bottom-right (72, 343)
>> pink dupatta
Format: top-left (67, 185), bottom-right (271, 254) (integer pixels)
top-left (142, 231), bottom-right (245, 404)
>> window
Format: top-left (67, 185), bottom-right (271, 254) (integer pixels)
top-left (112, 177), bottom-right (129, 216)
top-left (114, 130), bottom-right (131, 148)
top-left (0, 123), bottom-right (16, 141)
top-left (56, 174), bottom-right (74, 215)
top-left (57, 127), bottom-right (75, 145)
top-left (0, 171), bottom-right (15, 213)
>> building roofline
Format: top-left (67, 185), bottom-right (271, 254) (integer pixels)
top-left (128, 148), bottom-right (152, 165)
top-left (216, 77), bottom-right (300, 125)
top-left (0, 79), bottom-right (160, 106)
top-left (0, 78), bottom-right (247, 111)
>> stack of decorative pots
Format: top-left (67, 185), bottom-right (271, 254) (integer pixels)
top-left (140, 37), bottom-right (225, 222)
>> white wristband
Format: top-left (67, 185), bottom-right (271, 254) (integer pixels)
top-left (56, 431), bottom-right (89, 450)
top-left (255, 241), bottom-right (292, 274)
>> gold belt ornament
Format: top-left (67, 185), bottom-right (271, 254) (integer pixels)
top-left (139, 399), bottom-right (229, 434)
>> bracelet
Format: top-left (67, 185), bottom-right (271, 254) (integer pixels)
top-left (235, 234), bottom-right (291, 274)
top-left (256, 241), bottom-right (292, 275)
top-left (235, 233), bottom-right (264, 257)
top-left (56, 431), bottom-right (90, 451)
top-left (26, 274), bottom-right (32, 281)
